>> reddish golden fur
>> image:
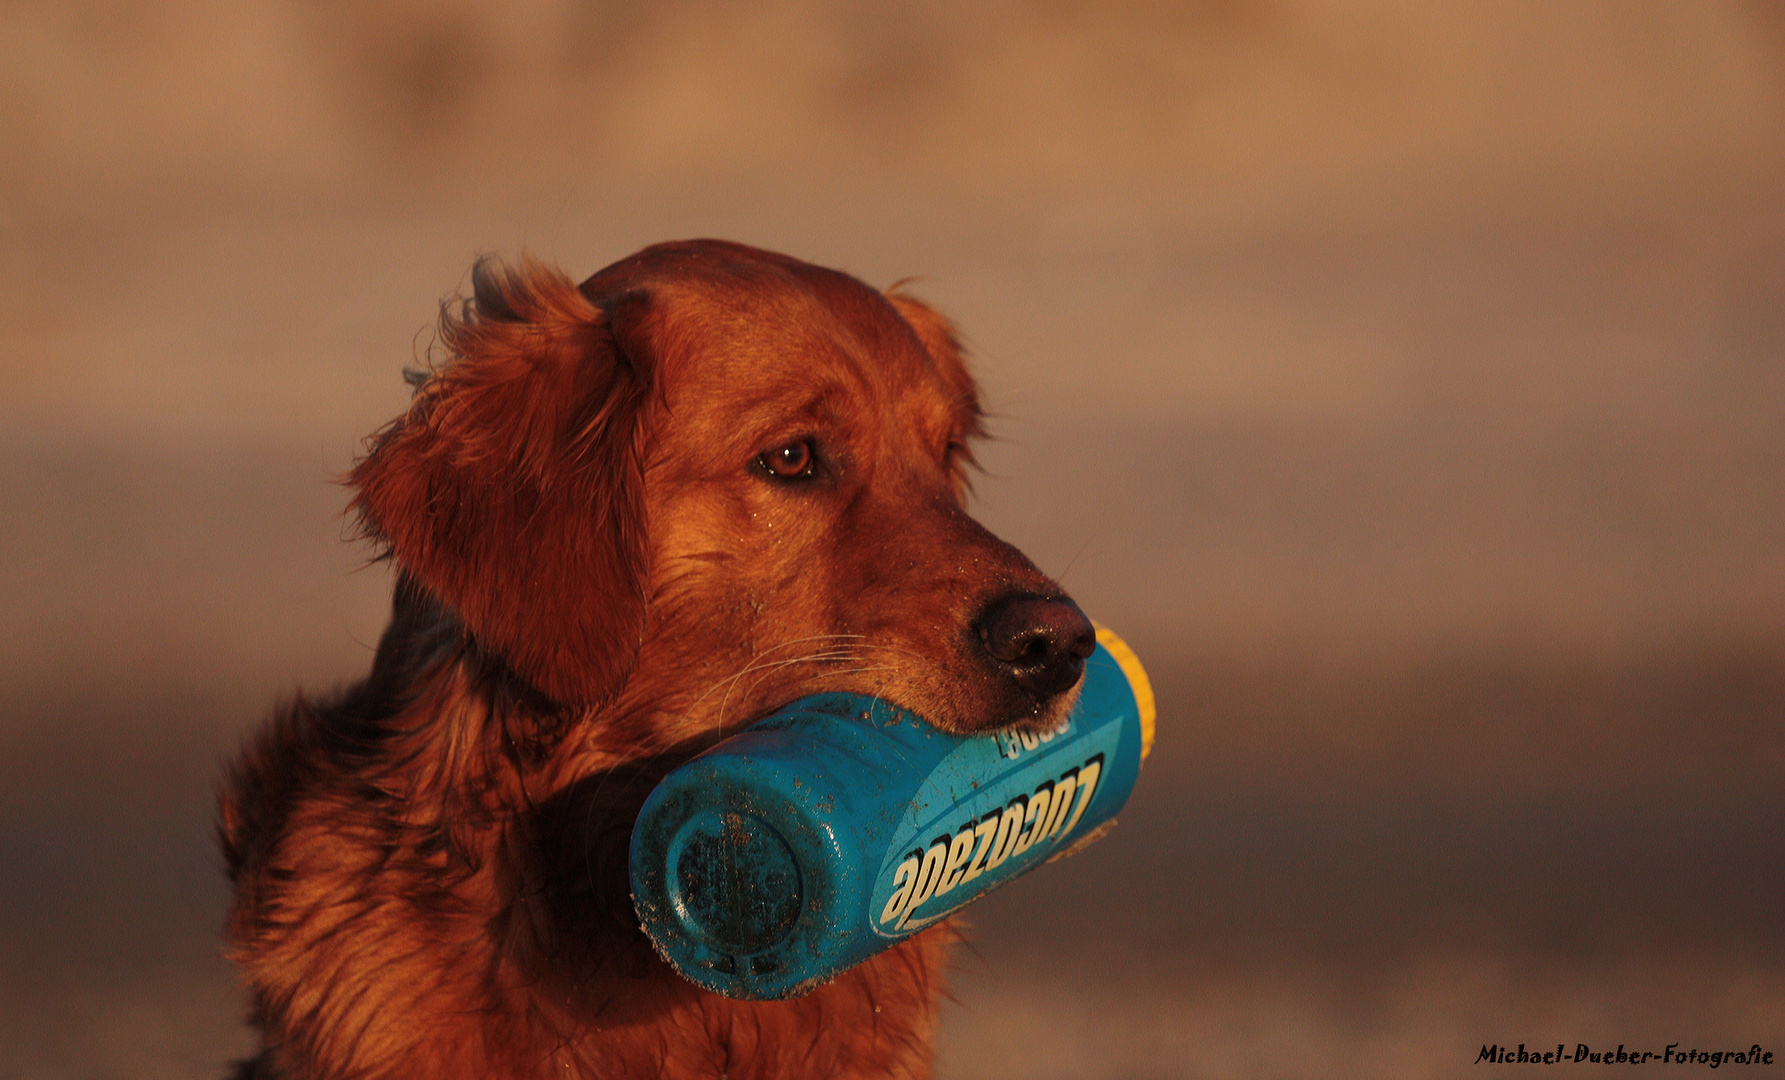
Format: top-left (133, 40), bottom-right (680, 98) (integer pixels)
top-left (221, 240), bottom-right (1079, 1079)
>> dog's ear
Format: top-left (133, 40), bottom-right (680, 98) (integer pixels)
top-left (886, 291), bottom-right (986, 485)
top-left (350, 258), bottom-right (656, 706)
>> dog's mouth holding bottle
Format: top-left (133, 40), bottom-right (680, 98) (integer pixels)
top-left (629, 624), bottom-right (1155, 1000)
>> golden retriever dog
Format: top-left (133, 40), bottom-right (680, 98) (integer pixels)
top-left (221, 239), bottom-right (1095, 1079)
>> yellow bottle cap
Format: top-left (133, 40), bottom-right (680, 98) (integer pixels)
top-left (1091, 623), bottom-right (1155, 762)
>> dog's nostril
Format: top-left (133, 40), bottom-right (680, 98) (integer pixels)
top-left (974, 592), bottom-right (1096, 702)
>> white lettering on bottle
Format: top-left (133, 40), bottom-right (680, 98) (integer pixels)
top-left (896, 840), bottom-right (949, 929)
top-left (1011, 783), bottom-right (1052, 857)
top-left (935, 825), bottom-right (977, 895)
top-left (1042, 772), bottom-right (1078, 839)
top-left (1057, 757), bottom-right (1101, 837)
top-left (985, 799), bottom-right (1026, 871)
top-left (879, 856), bottom-right (920, 925)
top-left (960, 814), bottom-right (1000, 884)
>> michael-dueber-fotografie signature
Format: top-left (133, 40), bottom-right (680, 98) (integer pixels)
top-left (1476, 1043), bottom-right (1774, 1067)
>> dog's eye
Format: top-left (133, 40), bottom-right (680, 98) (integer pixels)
top-left (759, 439), bottom-right (816, 480)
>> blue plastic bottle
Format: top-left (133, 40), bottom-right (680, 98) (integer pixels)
top-left (628, 625), bottom-right (1155, 1000)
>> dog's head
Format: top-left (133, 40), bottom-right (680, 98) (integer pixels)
top-left (350, 240), bottom-right (1091, 756)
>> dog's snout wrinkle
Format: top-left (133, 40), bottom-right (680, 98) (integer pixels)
top-left (973, 592), bottom-right (1095, 702)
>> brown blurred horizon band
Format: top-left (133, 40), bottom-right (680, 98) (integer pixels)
top-left (2, 3), bottom-right (1782, 1077)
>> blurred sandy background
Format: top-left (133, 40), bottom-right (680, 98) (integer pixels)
top-left (2, 2), bottom-right (1783, 1077)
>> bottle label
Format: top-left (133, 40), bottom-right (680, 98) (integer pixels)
top-left (867, 706), bottom-right (1125, 936)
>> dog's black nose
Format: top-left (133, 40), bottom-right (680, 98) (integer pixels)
top-left (974, 592), bottom-right (1096, 702)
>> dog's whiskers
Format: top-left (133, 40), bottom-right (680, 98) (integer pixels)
top-left (684, 634), bottom-right (863, 699)
top-left (712, 649), bottom-right (861, 736)
top-left (727, 659), bottom-right (900, 724)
